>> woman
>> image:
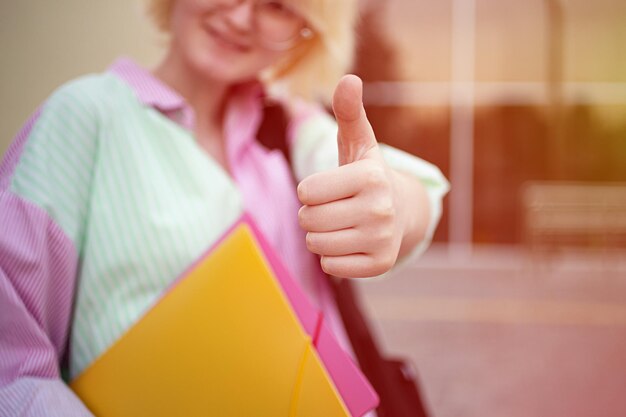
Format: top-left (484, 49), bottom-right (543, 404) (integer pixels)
top-left (0, 0), bottom-right (448, 415)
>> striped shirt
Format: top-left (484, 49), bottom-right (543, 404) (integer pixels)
top-left (0, 57), bottom-right (449, 416)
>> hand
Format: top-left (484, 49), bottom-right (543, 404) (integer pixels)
top-left (297, 75), bottom-right (427, 278)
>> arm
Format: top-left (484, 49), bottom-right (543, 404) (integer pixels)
top-left (0, 193), bottom-right (93, 417)
top-left (0, 80), bottom-right (100, 416)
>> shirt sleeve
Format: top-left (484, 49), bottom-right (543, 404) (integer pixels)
top-left (288, 106), bottom-right (450, 270)
top-left (0, 79), bottom-right (100, 416)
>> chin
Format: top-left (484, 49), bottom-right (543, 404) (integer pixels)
top-left (187, 48), bottom-right (264, 85)
top-left (208, 65), bottom-right (259, 85)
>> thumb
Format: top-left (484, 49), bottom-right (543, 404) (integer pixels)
top-left (333, 74), bottom-right (378, 166)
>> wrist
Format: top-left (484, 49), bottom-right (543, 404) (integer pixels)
top-left (393, 169), bottom-right (431, 258)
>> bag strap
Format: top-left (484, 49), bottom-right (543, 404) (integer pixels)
top-left (257, 101), bottom-right (291, 163)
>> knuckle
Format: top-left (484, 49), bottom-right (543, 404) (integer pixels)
top-left (371, 199), bottom-right (395, 220)
top-left (373, 229), bottom-right (395, 246)
top-left (384, 251), bottom-right (398, 269)
top-left (365, 164), bottom-right (387, 187)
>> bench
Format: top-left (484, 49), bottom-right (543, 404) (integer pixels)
top-left (522, 181), bottom-right (626, 250)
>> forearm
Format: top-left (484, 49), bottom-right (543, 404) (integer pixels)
top-left (0, 193), bottom-right (89, 416)
top-left (0, 266), bottom-right (93, 417)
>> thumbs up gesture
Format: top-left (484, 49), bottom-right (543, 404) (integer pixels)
top-left (297, 75), bottom-right (430, 278)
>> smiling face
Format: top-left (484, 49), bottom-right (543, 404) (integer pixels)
top-left (167, 0), bottom-right (308, 84)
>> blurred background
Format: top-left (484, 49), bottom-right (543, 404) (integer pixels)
top-left (2, 0), bottom-right (626, 416)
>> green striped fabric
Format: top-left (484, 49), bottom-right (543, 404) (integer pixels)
top-left (11, 74), bottom-right (244, 378)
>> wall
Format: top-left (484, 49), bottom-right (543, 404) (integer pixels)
top-left (0, 0), bottom-right (164, 155)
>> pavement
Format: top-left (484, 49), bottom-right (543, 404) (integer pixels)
top-left (355, 245), bottom-right (626, 417)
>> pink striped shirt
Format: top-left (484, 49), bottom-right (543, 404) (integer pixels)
top-left (0, 57), bottom-right (352, 416)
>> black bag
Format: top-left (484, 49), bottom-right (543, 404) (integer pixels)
top-left (257, 101), bottom-right (430, 417)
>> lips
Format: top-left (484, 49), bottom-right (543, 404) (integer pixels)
top-left (202, 22), bottom-right (251, 53)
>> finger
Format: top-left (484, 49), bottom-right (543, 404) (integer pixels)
top-left (320, 253), bottom-right (393, 278)
top-left (297, 160), bottom-right (372, 205)
top-left (298, 198), bottom-right (363, 232)
top-left (333, 74), bottom-right (378, 165)
top-left (305, 229), bottom-right (368, 257)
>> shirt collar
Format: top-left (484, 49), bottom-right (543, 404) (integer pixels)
top-left (107, 56), bottom-right (266, 162)
top-left (108, 57), bottom-right (197, 131)
top-left (108, 57), bottom-right (187, 111)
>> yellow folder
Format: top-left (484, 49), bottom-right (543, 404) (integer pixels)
top-left (70, 223), bottom-right (349, 416)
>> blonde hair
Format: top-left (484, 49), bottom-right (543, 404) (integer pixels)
top-left (142, 0), bottom-right (358, 103)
